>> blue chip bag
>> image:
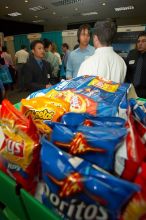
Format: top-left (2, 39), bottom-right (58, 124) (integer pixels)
top-left (27, 76), bottom-right (94, 99)
top-left (40, 138), bottom-right (139, 220)
top-left (27, 76), bottom-right (130, 117)
top-left (61, 112), bottom-right (126, 131)
top-left (48, 123), bottom-right (127, 171)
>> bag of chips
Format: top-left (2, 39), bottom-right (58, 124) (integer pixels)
top-left (0, 99), bottom-right (40, 193)
top-left (40, 138), bottom-right (139, 220)
top-left (121, 162), bottom-right (146, 220)
top-left (21, 96), bottom-right (70, 122)
top-left (47, 122), bottom-right (127, 171)
top-left (61, 112), bottom-right (126, 131)
top-left (115, 109), bottom-right (146, 181)
top-left (27, 76), bottom-right (130, 117)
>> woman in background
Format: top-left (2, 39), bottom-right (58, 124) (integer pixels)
top-left (51, 43), bottom-right (62, 66)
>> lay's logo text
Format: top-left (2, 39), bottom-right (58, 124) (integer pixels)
top-left (0, 137), bottom-right (24, 158)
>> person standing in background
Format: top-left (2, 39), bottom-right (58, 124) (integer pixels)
top-left (51, 43), bottom-right (62, 66)
top-left (15, 45), bottom-right (29, 91)
top-left (1, 46), bottom-right (13, 66)
top-left (78, 19), bottom-right (126, 83)
top-left (60, 43), bottom-right (70, 79)
top-left (43, 39), bottom-right (59, 82)
top-left (66, 24), bottom-right (95, 80)
top-left (1, 46), bottom-right (16, 89)
top-left (22, 40), bottom-right (53, 92)
top-left (126, 32), bottom-right (146, 98)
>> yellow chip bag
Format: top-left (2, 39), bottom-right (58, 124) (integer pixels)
top-left (21, 97), bottom-right (70, 122)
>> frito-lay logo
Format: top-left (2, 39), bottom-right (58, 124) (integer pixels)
top-left (55, 132), bottom-right (106, 155)
top-left (25, 109), bottom-right (55, 120)
top-left (1, 137), bottom-right (24, 158)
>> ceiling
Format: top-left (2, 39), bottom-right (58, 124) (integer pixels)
top-left (0, 0), bottom-right (146, 30)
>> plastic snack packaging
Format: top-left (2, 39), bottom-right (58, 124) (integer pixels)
top-left (129, 98), bottom-right (146, 126)
top-left (27, 76), bottom-right (130, 117)
top-left (0, 99), bottom-right (40, 194)
top-left (21, 96), bottom-right (70, 122)
top-left (40, 138), bottom-right (139, 220)
top-left (115, 108), bottom-right (146, 181)
top-left (121, 162), bottom-right (146, 220)
top-left (61, 112), bottom-right (126, 131)
top-left (47, 122), bottom-right (127, 171)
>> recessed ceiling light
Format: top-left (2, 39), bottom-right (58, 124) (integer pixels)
top-left (115, 5), bottom-right (134, 11)
top-left (82, 12), bottom-right (98, 16)
top-left (53, 12), bottom-right (56, 15)
top-left (5, 6), bottom-right (9, 9)
top-left (25, 0), bottom-right (28, 2)
top-left (8, 12), bottom-right (22, 17)
top-left (29, 6), bottom-right (48, 11)
top-left (102, 3), bottom-right (106, 6)
top-left (32, 19), bottom-right (44, 23)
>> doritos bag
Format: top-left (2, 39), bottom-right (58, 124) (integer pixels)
top-left (40, 138), bottom-right (139, 220)
top-left (47, 122), bottom-right (127, 171)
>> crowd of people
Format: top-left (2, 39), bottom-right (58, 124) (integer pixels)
top-left (0, 18), bottom-right (146, 104)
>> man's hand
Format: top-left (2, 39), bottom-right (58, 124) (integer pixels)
top-left (46, 84), bottom-right (52, 89)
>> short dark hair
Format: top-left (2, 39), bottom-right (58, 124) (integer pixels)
top-left (77, 24), bottom-right (91, 43)
top-left (62, 43), bottom-right (69, 49)
top-left (93, 19), bottom-right (117, 46)
top-left (21, 45), bottom-right (27, 49)
top-left (42, 38), bottom-right (52, 49)
top-left (30, 40), bottom-right (44, 50)
top-left (2, 46), bottom-right (7, 52)
top-left (137, 31), bottom-right (146, 40)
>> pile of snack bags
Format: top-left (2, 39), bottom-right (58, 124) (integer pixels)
top-left (0, 76), bottom-right (146, 220)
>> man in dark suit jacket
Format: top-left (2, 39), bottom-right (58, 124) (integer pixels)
top-left (126, 32), bottom-right (146, 98)
top-left (22, 40), bottom-right (54, 92)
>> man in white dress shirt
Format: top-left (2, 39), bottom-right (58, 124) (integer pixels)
top-left (78, 19), bottom-right (127, 83)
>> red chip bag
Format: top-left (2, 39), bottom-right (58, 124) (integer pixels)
top-left (121, 162), bottom-right (146, 220)
top-left (0, 99), bottom-right (40, 194)
top-left (115, 108), bottom-right (146, 181)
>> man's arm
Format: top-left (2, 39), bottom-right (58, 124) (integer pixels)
top-left (66, 54), bottom-right (73, 80)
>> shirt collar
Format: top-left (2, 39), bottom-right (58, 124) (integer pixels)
top-left (95, 46), bottom-right (113, 53)
top-left (77, 45), bottom-right (91, 52)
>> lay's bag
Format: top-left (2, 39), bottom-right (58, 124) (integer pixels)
top-left (0, 99), bottom-right (40, 193)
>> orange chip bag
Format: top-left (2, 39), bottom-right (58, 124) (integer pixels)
top-left (21, 96), bottom-right (70, 122)
top-left (0, 99), bottom-right (40, 194)
top-left (45, 89), bottom-right (97, 115)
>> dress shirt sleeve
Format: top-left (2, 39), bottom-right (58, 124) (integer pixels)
top-left (66, 54), bottom-right (73, 79)
top-left (121, 62), bottom-right (127, 83)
